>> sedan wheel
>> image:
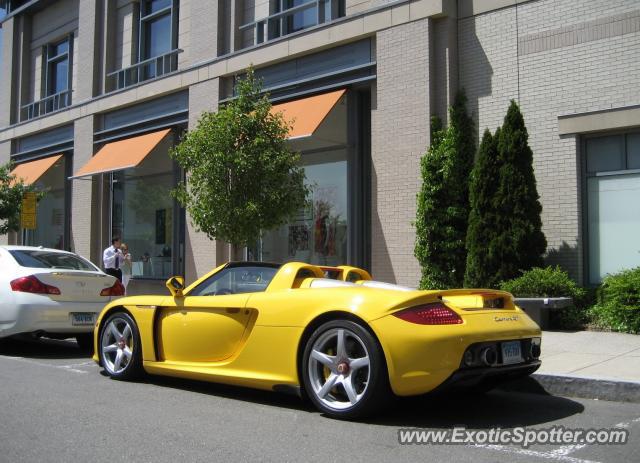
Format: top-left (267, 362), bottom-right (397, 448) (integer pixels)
top-left (302, 320), bottom-right (390, 419)
top-left (99, 312), bottom-right (142, 380)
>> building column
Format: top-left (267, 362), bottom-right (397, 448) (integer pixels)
top-left (184, 78), bottom-right (221, 283)
top-left (0, 18), bottom-right (16, 126)
top-left (188, 0), bottom-right (219, 64)
top-left (77, 0), bottom-right (101, 101)
top-left (370, 18), bottom-right (431, 287)
top-left (0, 15), bottom-right (32, 125)
top-left (71, 116), bottom-right (99, 262)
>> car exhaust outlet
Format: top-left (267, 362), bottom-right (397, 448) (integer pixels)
top-left (480, 347), bottom-right (498, 366)
top-left (463, 350), bottom-right (475, 367)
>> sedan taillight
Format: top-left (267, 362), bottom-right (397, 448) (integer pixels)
top-left (10, 275), bottom-right (61, 295)
top-left (101, 280), bottom-right (125, 296)
top-left (393, 303), bottom-right (463, 325)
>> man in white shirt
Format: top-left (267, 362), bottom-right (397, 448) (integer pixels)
top-left (103, 236), bottom-right (123, 282)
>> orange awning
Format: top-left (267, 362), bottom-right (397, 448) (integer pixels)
top-left (72, 129), bottom-right (171, 178)
top-left (11, 154), bottom-right (63, 185)
top-left (271, 89), bottom-right (345, 139)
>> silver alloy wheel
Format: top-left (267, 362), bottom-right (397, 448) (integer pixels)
top-left (101, 317), bottom-right (134, 375)
top-left (308, 328), bottom-right (371, 410)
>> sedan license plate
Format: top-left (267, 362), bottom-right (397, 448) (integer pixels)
top-left (501, 341), bottom-right (523, 365)
top-left (71, 313), bottom-right (95, 326)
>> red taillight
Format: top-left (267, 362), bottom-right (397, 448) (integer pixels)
top-left (10, 275), bottom-right (61, 295)
top-left (101, 280), bottom-right (125, 296)
top-left (393, 303), bottom-right (463, 325)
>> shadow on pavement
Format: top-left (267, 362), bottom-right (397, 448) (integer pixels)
top-left (367, 389), bottom-right (585, 428)
top-left (135, 373), bottom-right (584, 427)
top-left (0, 335), bottom-right (91, 359)
top-left (139, 374), bottom-right (316, 413)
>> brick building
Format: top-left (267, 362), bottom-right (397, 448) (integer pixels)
top-left (0, 0), bottom-right (638, 293)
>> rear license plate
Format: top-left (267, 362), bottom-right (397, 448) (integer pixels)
top-left (501, 341), bottom-right (523, 365)
top-left (71, 313), bottom-right (95, 326)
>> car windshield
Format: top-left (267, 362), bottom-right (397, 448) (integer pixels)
top-left (9, 250), bottom-right (97, 271)
top-left (190, 265), bottom-right (279, 296)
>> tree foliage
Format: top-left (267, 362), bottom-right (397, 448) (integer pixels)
top-left (492, 100), bottom-right (547, 282)
top-left (171, 68), bottom-right (309, 247)
top-left (590, 267), bottom-right (640, 334)
top-left (0, 162), bottom-right (36, 235)
top-left (464, 128), bottom-right (502, 287)
top-left (414, 92), bottom-right (475, 289)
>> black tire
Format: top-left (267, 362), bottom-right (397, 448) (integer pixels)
top-left (75, 333), bottom-right (95, 353)
top-left (98, 312), bottom-right (143, 380)
top-left (301, 319), bottom-right (391, 420)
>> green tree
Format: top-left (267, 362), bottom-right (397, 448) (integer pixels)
top-left (171, 68), bottom-right (309, 248)
top-left (492, 100), bottom-right (547, 282)
top-left (465, 128), bottom-right (502, 287)
top-left (414, 92), bottom-right (475, 289)
top-left (0, 162), bottom-right (36, 235)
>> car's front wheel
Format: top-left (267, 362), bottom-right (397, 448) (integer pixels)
top-left (302, 320), bottom-right (391, 419)
top-left (99, 312), bottom-right (143, 380)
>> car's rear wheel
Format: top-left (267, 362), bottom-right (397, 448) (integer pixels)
top-left (99, 312), bottom-right (143, 380)
top-left (302, 320), bottom-right (390, 419)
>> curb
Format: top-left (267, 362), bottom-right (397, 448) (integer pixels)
top-left (500, 373), bottom-right (640, 403)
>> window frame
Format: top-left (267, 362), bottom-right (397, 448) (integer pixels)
top-left (138, 0), bottom-right (179, 62)
top-left (268, 0), bottom-right (345, 39)
top-left (43, 34), bottom-right (73, 101)
top-left (582, 129), bottom-right (640, 286)
top-left (585, 132), bottom-right (640, 177)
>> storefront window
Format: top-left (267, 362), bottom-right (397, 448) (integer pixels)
top-left (111, 142), bottom-right (175, 280)
top-left (252, 149), bottom-right (348, 265)
top-left (586, 132), bottom-right (640, 284)
top-left (23, 157), bottom-right (66, 249)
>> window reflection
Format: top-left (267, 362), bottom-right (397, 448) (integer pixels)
top-left (24, 158), bottom-right (66, 250)
top-left (253, 149), bottom-right (348, 266)
top-left (111, 141), bottom-right (175, 280)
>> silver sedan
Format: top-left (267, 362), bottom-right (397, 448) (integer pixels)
top-left (0, 246), bottom-right (123, 350)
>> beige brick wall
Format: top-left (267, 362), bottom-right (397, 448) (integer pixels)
top-left (177, 0), bottom-right (191, 67)
top-left (187, 0), bottom-right (220, 65)
top-left (71, 116), bottom-right (96, 262)
top-left (77, 0), bottom-right (100, 101)
top-left (459, 0), bottom-right (640, 281)
top-left (0, 18), bottom-right (15, 126)
top-left (371, 18), bottom-right (431, 287)
top-left (184, 78), bottom-right (221, 283)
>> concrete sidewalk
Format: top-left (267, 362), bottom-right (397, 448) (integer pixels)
top-left (539, 330), bottom-right (640, 381)
top-left (507, 330), bottom-right (640, 403)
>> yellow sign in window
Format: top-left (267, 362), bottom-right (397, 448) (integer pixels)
top-left (21, 192), bottom-right (37, 229)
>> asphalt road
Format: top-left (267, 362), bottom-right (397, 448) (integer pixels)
top-left (1, 337), bottom-right (638, 463)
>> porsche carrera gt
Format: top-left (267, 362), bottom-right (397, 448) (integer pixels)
top-left (93, 261), bottom-right (541, 419)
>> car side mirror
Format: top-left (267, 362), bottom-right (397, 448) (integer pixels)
top-left (166, 276), bottom-right (185, 298)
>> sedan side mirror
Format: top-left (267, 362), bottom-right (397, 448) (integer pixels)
top-left (166, 276), bottom-right (185, 298)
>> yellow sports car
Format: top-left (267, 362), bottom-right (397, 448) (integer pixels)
top-left (93, 261), bottom-right (541, 419)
